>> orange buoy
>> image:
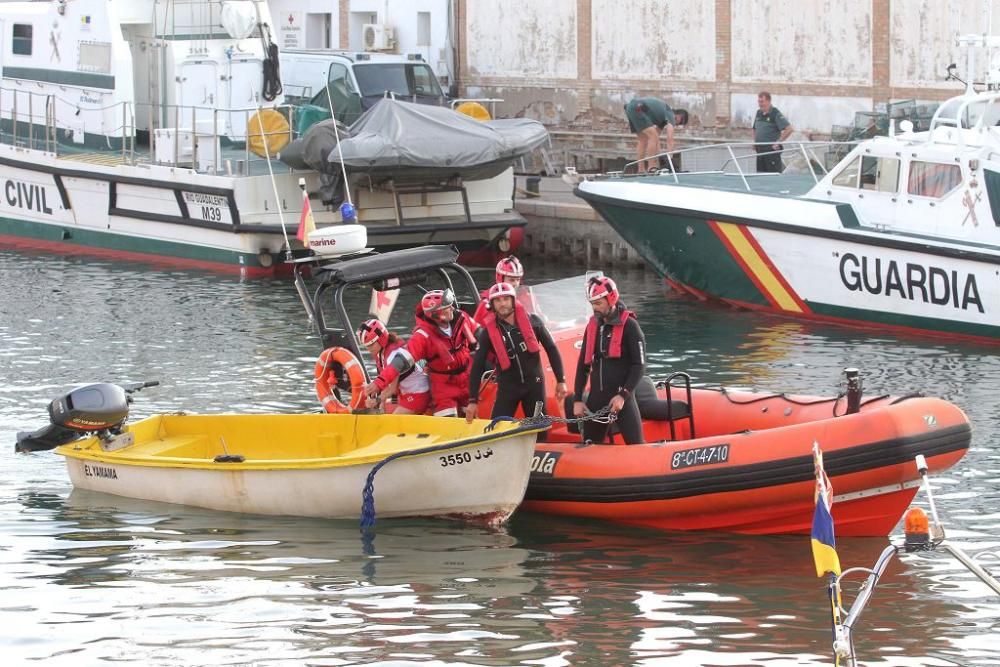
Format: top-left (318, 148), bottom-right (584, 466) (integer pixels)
top-left (314, 347), bottom-right (366, 413)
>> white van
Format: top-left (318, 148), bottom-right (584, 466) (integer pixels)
top-left (280, 50), bottom-right (447, 125)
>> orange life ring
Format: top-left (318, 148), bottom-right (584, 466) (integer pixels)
top-left (314, 347), bottom-right (366, 414)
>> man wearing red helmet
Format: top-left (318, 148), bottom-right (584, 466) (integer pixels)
top-left (473, 255), bottom-right (538, 322)
top-left (466, 282), bottom-right (567, 434)
top-left (363, 288), bottom-right (478, 417)
top-left (356, 318), bottom-right (430, 414)
top-left (572, 275), bottom-right (647, 444)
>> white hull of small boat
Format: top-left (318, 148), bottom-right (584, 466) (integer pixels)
top-left (56, 413), bottom-right (541, 523)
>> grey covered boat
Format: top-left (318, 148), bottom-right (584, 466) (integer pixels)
top-left (281, 99), bottom-right (549, 185)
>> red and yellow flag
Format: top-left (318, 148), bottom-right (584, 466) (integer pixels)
top-left (296, 191), bottom-right (316, 242)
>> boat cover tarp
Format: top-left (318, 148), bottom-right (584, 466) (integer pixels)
top-left (329, 99), bottom-right (549, 170)
top-left (280, 99), bottom-right (548, 179)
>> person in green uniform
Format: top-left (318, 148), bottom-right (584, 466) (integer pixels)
top-left (624, 97), bottom-right (683, 174)
top-left (752, 92), bottom-right (794, 173)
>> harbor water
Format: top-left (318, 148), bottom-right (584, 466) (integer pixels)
top-left (1, 247), bottom-right (998, 665)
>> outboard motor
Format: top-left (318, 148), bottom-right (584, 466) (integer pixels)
top-left (15, 382), bottom-right (152, 453)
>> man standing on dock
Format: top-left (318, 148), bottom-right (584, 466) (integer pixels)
top-left (573, 276), bottom-right (646, 444)
top-left (624, 97), bottom-right (683, 174)
top-left (753, 92), bottom-right (794, 173)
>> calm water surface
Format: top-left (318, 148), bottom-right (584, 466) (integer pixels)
top-left (1, 248), bottom-right (999, 666)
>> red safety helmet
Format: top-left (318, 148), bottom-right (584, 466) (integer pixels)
top-left (421, 289), bottom-right (456, 323)
top-left (356, 318), bottom-right (389, 348)
top-left (495, 256), bottom-right (524, 284)
top-left (487, 281), bottom-right (517, 309)
top-left (587, 275), bottom-right (619, 307)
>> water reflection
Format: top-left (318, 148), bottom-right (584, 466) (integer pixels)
top-left (1, 249), bottom-right (999, 665)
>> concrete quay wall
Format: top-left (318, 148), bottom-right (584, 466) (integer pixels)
top-left (513, 178), bottom-right (649, 269)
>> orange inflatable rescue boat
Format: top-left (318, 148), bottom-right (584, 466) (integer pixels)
top-left (521, 379), bottom-right (970, 536)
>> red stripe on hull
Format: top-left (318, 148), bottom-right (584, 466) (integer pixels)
top-left (664, 276), bottom-right (711, 300)
top-left (706, 220), bottom-right (781, 309)
top-left (0, 234), bottom-right (288, 278)
top-left (734, 224), bottom-right (812, 314)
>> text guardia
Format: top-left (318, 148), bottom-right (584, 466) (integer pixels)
top-left (839, 253), bottom-right (984, 313)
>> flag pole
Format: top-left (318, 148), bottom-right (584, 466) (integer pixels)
top-left (324, 83), bottom-right (356, 218)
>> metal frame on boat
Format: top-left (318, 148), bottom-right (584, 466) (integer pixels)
top-left (294, 244), bottom-right (479, 376)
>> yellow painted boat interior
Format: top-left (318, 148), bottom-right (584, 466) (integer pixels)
top-left (57, 414), bottom-right (537, 470)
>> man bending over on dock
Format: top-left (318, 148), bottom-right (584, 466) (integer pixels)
top-left (624, 97), bottom-right (684, 174)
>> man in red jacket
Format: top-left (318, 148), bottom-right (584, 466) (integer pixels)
top-left (363, 289), bottom-right (478, 417)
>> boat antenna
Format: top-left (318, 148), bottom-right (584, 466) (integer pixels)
top-left (249, 85), bottom-right (294, 261)
top-left (324, 84), bottom-right (356, 220)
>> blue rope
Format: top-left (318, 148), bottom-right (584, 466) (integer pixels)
top-left (359, 420), bottom-right (548, 532)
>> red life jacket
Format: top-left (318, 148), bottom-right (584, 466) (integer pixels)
top-left (481, 304), bottom-right (540, 371)
top-left (413, 310), bottom-right (477, 375)
top-left (583, 308), bottom-right (636, 365)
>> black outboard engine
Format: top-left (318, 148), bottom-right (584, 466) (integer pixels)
top-left (16, 383), bottom-right (132, 453)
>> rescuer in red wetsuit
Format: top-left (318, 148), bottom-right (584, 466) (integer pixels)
top-left (356, 318), bottom-right (430, 414)
top-left (573, 275), bottom-right (647, 444)
top-left (466, 282), bottom-right (567, 436)
top-left (363, 289), bottom-right (478, 417)
top-left (473, 255), bottom-right (539, 322)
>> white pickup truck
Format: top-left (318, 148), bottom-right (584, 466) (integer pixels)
top-left (280, 50), bottom-right (447, 125)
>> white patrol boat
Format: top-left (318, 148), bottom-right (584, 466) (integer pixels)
top-left (0, 0), bottom-right (528, 276)
top-left (577, 44), bottom-right (1000, 342)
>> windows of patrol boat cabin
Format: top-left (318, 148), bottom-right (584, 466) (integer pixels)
top-left (831, 155), bottom-right (900, 193)
top-left (831, 154), bottom-right (963, 200)
top-left (12, 24), bottom-right (32, 56)
top-left (907, 161), bottom-right (962, 198)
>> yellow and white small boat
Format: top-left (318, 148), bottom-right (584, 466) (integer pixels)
top-left (16, 384), bottom-right (543, 524)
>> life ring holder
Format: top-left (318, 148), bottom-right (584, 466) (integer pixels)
top-left (314, 347), bottom-right (366, 413)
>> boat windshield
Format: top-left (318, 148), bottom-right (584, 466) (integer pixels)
top-left (522, 273), bottom-right (600, 332)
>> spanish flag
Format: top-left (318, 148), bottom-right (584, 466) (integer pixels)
top-left (811, 442), bottom-right (842, 577)
top-left (296, 190), bottom-right (316, 243)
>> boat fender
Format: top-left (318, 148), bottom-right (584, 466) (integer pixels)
top-left (314, 347), bottom-right (366, 414)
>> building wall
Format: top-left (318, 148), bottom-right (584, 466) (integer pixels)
top-left (466, 1), bottom-right (577, 78)
top-left (268, 0), bottom-right (340, 51)
top-left (458, 0), bottom-right (1000, 136)
top-left (268, 0), bottom-right (453, 82)
top-left (890, 0), bottom-right (1000, 88)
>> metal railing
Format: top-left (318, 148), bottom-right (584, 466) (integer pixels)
top-left (0, 84), bottom-right (299, 177)
top-left (618, 140), bottom-right (861, 192)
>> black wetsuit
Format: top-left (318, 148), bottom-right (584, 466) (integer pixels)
top-left (574, 306), bottom-right (646, 444)
top-left (469, 313), bottom-right (565, 441)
